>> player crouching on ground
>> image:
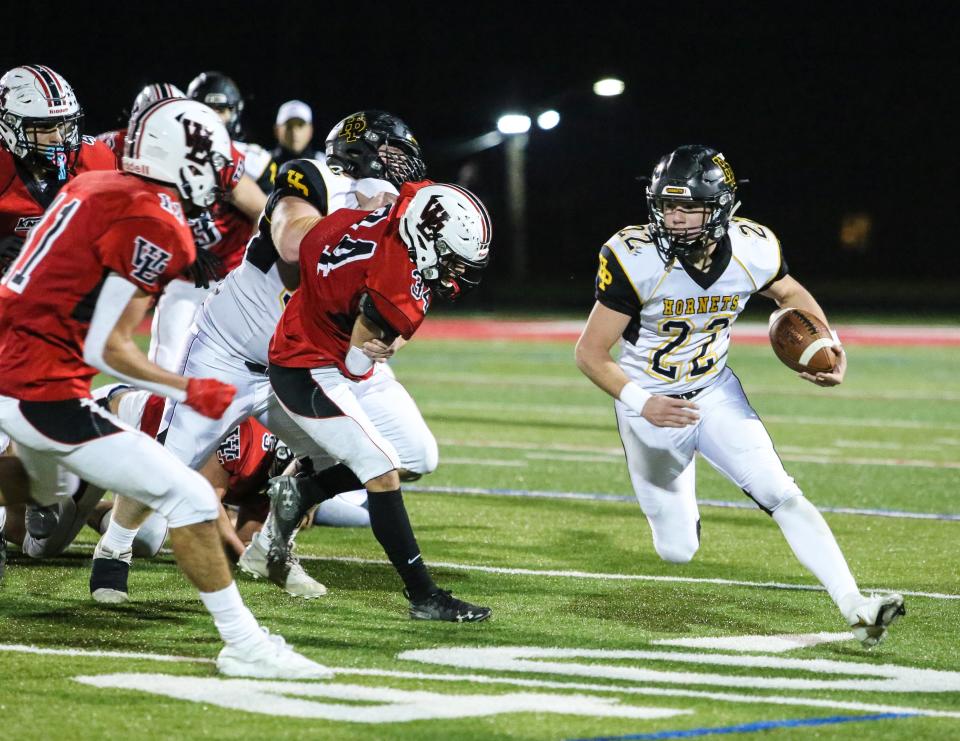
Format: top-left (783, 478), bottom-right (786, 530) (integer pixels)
top-left (575, 145), bottom-right (904, 648)
top-left (0, 98), bottom-right (329, 678)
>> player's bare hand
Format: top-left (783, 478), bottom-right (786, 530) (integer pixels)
top-left (641, 395), bottom-right (700, 427)
top-left (356, 191), bottom-right (398, 211)
top-left (362, 339), bottom-right (396, 362)
top-left (799, 345), bottom-right (846, 387)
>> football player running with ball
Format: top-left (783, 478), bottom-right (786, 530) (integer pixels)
top-left (575, 145), bottom-right (904, 648)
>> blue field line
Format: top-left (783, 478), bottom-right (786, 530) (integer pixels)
top-left (407, 484), bottom-right (960, 522)
top-left (567, 712), bottom-right (919, 741)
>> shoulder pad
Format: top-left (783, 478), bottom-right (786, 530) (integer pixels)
top-left (610, 224), bottom-right (655, 253)
top-left (729, 217), bottom-right (783, 289)
top-left (271, 159), bottom-right (330, 214)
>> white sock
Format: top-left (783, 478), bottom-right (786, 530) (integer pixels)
top-left (199, 581), bottom-right (263, 648)
top-left (0, 505), bottom-right (6, 532)
top-left (772, 496), bottom-right (861, 613)
top-left (100, 517), bottom-right (139, 554)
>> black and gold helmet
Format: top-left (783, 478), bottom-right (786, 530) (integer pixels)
top-left (645, 145), bottom-right (739, 264)
top-left (325, 110), bottom-right (425, 188)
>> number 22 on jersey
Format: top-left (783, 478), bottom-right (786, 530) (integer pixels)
top-left (648, 315), bottom-right (732, 382)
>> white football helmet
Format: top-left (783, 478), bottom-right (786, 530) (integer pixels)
top-left (122, 98), bottom-right (233, 209)
top-left (0, 65), bottom-right (83, 175)
top-left (398, 183), bottom-right (491, 300)
top-left (130, 82), bottom-right (185, 120)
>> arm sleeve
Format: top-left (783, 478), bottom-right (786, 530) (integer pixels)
top-left (594, 244), bottom-right (642, 317)
top-left (94, 216), bottom-right (193, 295)
top-left (82, 274), bottom-right (187, 402)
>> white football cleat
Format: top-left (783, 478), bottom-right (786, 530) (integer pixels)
top-left (238, 534), bottom-right (327, 599)
top-left (845, 593), bottom-right (905, 648)
top-left (217, 629), bottom-right (333, 679)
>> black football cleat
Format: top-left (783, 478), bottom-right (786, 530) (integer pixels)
top-left (405, 588), bottom-right (492, 623)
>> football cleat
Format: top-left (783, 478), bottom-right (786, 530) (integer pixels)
top-left (24, 503), bottom-right (59, 539)
top-left (0, 529), bottom-right (7, 581)
top-left (216, 628), bottom-right (333, 679)
top-left (238, 534), bottom-right (326, 599)
top-left (846, 593), bottom-right (905, 648)
top-left (406, 588), bottom-right (492, 623)
top-left (264, 475), bottom-right (305, 566)
top-left (89, 537), bottom-right (132, 604)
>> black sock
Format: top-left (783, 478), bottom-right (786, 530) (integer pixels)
top-left (292, 463), bottom-right (365, 519)
top-left (367, 488), bottom-right (436, 600)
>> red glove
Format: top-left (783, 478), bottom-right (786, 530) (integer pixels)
top-left (185, 378), bottom-right (237, 419)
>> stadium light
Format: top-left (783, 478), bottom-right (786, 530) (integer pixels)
top-left (593, 77), bottom-right (625, 97)
top-left (497, 113), bottom-right (532, 135)
top-left (536, 109), bottom-right (560, 130)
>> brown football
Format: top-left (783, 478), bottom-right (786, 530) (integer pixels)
top-left (768, 308), bottom-right (837, 373)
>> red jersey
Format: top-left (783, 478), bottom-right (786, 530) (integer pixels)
top-left (215, 416), bottom-right (278, 502)
top-left (138, 394), bottom-right (275, 502)
top-left (269, 184), bottom-right (430, 380)
top-left (96, 129), bottom-right (125, 160)
top-left (98, 129), bottom-right (248, 280)
top-left (180, 141), bottom-right (250, 280)
top-left (0, 136), bottom-right (117, 239)
top-left (0, 171), bottom-right (195, 401)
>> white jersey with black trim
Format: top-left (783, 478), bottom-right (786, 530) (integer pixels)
top-left (597, 218), bottom-right (783, 395)
top-left (194, 159), bottom-right (397, 366)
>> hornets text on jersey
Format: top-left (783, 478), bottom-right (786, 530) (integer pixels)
top-left (595, 217), bottom-right (787, 395)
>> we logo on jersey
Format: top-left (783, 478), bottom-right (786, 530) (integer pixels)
top-left (130, 237), bottom-right (172, 286)
top-left (663, 294), bottom-right (740, 317)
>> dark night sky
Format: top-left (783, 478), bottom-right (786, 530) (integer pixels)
top-left (6, 3), bottom-right (958, 310)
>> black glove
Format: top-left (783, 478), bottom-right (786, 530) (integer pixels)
top-left (0, 234), bottom-right (26, 277)
top-left (184, 248), bottom-right (225, 289)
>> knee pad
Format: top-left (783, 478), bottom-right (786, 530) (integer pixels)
top-left (402, 431), bottom-right (438, 477)
top-left (161, 469), bottom-right (219, 528)
top-left (745, 479), bottom-right (803, 515)
top-left (132, 511), bottom-right (169, 558)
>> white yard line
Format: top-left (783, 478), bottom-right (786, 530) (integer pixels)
top-left (424, 400), bottom-right (960, 432)
top-left (413, 373), bottom-right (960, 402)
top-left (0, 643), bottom-right (214, 663)
top-left (407, 483), bottom-right (960, 521)
top-left (298, 555), bottom-right (960, 601)
top-left (437, 439), bottom-right (959, 470)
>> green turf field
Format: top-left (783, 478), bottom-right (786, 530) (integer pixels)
top-left (2, 337), bottom-right (958, 740)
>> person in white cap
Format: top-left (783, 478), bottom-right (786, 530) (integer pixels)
top-left (271, 99), bottom-right (319, 170)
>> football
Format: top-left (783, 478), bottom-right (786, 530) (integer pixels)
top-left (768, 308), bottom-right (837, 373)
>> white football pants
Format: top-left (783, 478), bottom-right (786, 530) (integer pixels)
top-left (616, 366), bottom-right (802, 563)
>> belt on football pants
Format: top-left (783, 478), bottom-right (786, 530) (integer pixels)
top-left (667, 387), bottom-right (705, 401)
top-left (244, 361), bottom-right (268, 375)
